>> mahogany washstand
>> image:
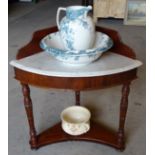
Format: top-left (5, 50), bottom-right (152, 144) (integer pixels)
top-left (13, 26), bottom-right (138, 150)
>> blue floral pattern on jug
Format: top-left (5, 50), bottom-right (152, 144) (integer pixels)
top-left (79, 19), bottom-right (89, 30)
top-left (60, 18), bottom-right (75, 50)
top-left (67, 9), bottom-right (85, 20)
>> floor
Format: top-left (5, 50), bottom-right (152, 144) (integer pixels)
top-left (8, 0), bottom-right (146, 155)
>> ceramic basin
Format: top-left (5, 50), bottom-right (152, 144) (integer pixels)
top-left (40, 31), bottom-right (113, 66)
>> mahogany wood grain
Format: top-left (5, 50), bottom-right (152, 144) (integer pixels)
top-left (36, 121), bottom-right (120, 149)
top-left (117, 82), bottom-right (130, 150)
top-left (12, 26), bottom-right (139, 151)
top-left (14, 68), bottom-right (137, 90)
top-left (21, 83), bottom-right (37, 149)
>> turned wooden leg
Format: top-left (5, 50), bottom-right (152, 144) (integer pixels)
top-left (75, 91), bottom-right (80, 105)
top-left (117, 82), bottom-right (130, 150)
top-left (21, 83), bottom-right (37, 149)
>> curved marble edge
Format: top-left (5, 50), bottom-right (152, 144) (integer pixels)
top-left (10, 58), bottom-right (142, 78)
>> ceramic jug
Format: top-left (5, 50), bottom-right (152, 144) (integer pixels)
top-left (56, 5), bottom-right (95, 50)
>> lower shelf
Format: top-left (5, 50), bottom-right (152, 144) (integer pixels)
top-left (35, 121), bottom-right (122, 150)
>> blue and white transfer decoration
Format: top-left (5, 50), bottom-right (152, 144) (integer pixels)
top-left (56, 5), bottom-right (95, 50)
top-left (40, 31), bottom-right (113, 66)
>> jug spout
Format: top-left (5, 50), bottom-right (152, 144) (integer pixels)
top-left (84, 5), bottom-right (92, 18)
top-left (86, 5), bottom-right (92, 11)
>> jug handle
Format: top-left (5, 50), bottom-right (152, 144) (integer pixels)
top-left (56, 7), bottom-right (66, 30)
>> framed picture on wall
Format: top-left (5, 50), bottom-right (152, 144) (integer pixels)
top-left (124, 0), bottom-right (146, 26)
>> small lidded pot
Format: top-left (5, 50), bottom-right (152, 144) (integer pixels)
top-left (61, 106), bottom-right (91, 136)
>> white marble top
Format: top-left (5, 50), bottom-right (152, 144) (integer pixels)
top-left (10, 52), bottom-right (142, 77)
